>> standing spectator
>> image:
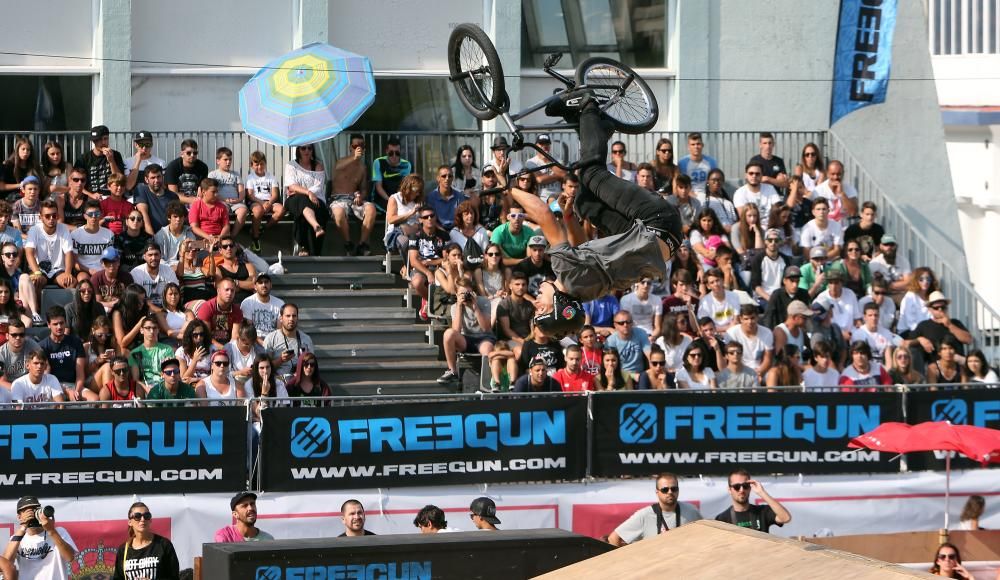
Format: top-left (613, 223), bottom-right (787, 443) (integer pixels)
top-left (130, 242), bottom-right (178, 308)
top-left (154, 201), bottom-right (195, 267)
top-left (469, 497), bottom-right (501, 531)
top-left (1, 137), bottom-right (43, 200)
top-left (677, 132), bottom-right (717, 200)
top-left (513, 236), bottom-right (555, 296)
top-left (898, 267), bottom-right (937, 335)
top-left (197, 279), bottom-right (243, 350)
top-left (330, 134), bottom-right (377, 256)
top-left (70, 199), bottom-right (114, 281)
top-left (553, 345), bottom-right (596, 391)
top-left (188, 178), bottom-right (229, 247)
top-left (636, 345), bottom-right (670, 390)
top-left (748, 132), bottom-right (788, 190)
top-left (339, 500), bottom-right (376, 537)
top-left (451, 144), bottom-right (479, 195)
top-left (733, 161), bottom-right (781, 228)
top-left (285, 352), bottom-right (332, 405)
top-left (795, 142), bottom-right (825, 194)
top-left (146, 357), bottom-right (198, 403)
top-left (25, 200), bottom-right (76, 324)
top-left (798, 198), bottom-right (842, 260)
top-left (490, 201), bottom-right (536, 267)
top-left (608, 474), bottom-right (702, 545)
top-left (839, 341), bottom-right (892, 389)
top-left (112, 502), bottom-right (180, 580)
top-left (965, 349), bottom-right (999, 383)
top-left (812, 160), bottom-right (858, 227)
top-left (715, 469), bottom-right (791, 532)
top-left (912, 291), bottom-right (972, 366)
top-left (763, 266), bottom-right (811, 329)
top-left (814, 269), bottom-right (860, 339)
top-left (926, 336), bottom-right (967, 385)
top-left (38, 306), bottom-right (88, 401)
top-left (4, 495), bottom-right (77, 578)
top-left (620, 279), bottom-right (663, 341)
top-left (698, 268), bottom-right (740, 332)
top-left (214, 492), bottom-right (274, 542)
top-left (438, 278), bottom-right (494, 387)
top-left (851, 302), bottom-right (903, 365)
top-left (74, 125), bottom-right (124, 197)
top-left (133, 163), bottom-right (179, 235)
top-left (284, 144), bottom-right (328, 256)
top-left (596, 347), bottom-right (633, 390)
top-left (675, 342), bottom-right (717, 389)
top-left (868, 234), bottom-right (913, 297)
top-left (413, 505), bottom-right (458, 534)
top-left (749, 228), bottom-right (788, 305)
top-left (651, 137), bottom-right (677, 194)
top-left (605, 311), bottom-right (651, 376)
top-left (764, 344), bottom-right (803, 388)
top-left (372, 138), bottom-right (412, 212)
top-left (717, 342), bottom-right (759, 389)
top-left (245, 151), bottom-right (284, 253)
top-left (513, 355), bottom-right (560, 392)
top-left (264, 303), bottom-right (314, 379)
top-left (129, 316), bottom-right (174, 393)
top-left (241, 273), bottom-right (284, 340)
top-left (888, 347), bottom-right (924, 385)
top-left (803, 341), bottom-right (841, 389)
top-left (123, 130), bottom-right (166, 192)
top-left (164, 139), bottom-right (209, 204)
top-left (12, 176), bottom-right (42, 236)
top-left (0, 320), bottom-right (40, 390)
top-left (607, 140), bottom-right (637, 182)
top-left (829, 239), bottom-right (871, 298)
top-left (844, 201), bottom-right (884, 259)
top-left (114, 208), bottom-right (152, 271)
top-left (725, 305), bottom-right (773, 381)
top-left (11, 350), bottom-right (66, 407)
top-left (209, 147), bottom-right (248, 239)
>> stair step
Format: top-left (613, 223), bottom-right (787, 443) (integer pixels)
top-left (327, 379), bottom-right (461, 396)
top-left (323, 360), bottom-right (446, 382)
top-left (306, 324), bottom-right (428, 345)
top-left (312, 343), bottom-right (438, 361)
top-left (270, 272), bottom-right (400, 289)
top-left (296, 308), bottom-right (415, 323)
top-left (269, 255), bottom-right (396, 275)
top-left (277, 288), bottom-right (406, 308)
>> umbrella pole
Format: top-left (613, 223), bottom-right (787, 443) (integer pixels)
top-left (944, 452), bottom-right (951, 531)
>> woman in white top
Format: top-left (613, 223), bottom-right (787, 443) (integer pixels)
top-left (689, 208), bottom-right (732, 271)
top-left (224, 325), bottom-right (262, 392)
top-left (475, 242), bottom-right (508, 315)
top-left (705, 169), bottom-right (737, 233)
top-left (384, 174), bottom-right (424, 255)
top-left (731, 203), bottom-right (765, 257)
top-left (248, 355), bottom-right (289, 428)
top-left (283, 144), bottom-right (328, 256)
top-left (802, 341), bottom-right (840, 390)
top-left (160, 283), bottom-right (190, 343)
top-left (655, 312), bottom-right (693, 372)
top-left (675, 343), bottom-right (716, 389)
top-left (898, 267), bottom-right (937, 334)
top-left (449, 200), bottom-right (490, 252)
top-left (177, 319), bottom-right (212, 384)
top-left (196, 351), bottom-right (246, 405)
top-left (965, 349), bottom-right (999, 383)
top-left (795, 143), bottom-right (825, 194)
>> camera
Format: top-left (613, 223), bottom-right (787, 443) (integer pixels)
top-left (462, 292), bottom-right (474, 303)
top-left (27, 506), bottom-right (54, 528)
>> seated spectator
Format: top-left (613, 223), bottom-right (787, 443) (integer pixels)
top-left (798, 197), bottom-right (842, 260)
top-left (717, 342), bottom-right (759, 389)
top-left (284, 351), bottom-right (331, 405)
top-left (636, 162), bottom-right (656, 192)
top-left (450, 200), bottom-right (489, 255)
top-left (726, 305), bottom-right (773, 381)
top-left (577, 325), bottom-right (603, 376)
top-left (284, 145), bottom-right (328, 256)
top-left (583, 293), bottom-right (619, 337)
top-left (965, 349), bottom-right (999, 383)
top-left (477, 169), bottom-right (504, 232)
top-left (675, 342), bottom-right (717, 389)
top-left (11, 350), bottom-right (65, 407)
top-left (427, 165), bottom-right (469, 231)
top-left (839, 340), bottom-right (891, 390)
top-left (596, 347), bottom-right (634, 390)
top-left (765, 202), bottom-right (797, 260)
top-left (749, 228), bottom-right (788, 306)
top-left (0, 275), bottom-right (31, 329)
top-left (208, 148), bottom-right (247, 239)
top-left (12, 176), bottom-right (43, 236)
top-left (750, 132), bottom-right (789, 189)
top-left (131, 242), bottom-right (178, 308)
top-left (154, 201), bottom-right (195, 267)
top-left (763, 344), bottom-right (802, 389)
top-left (605, 311), bottom-right (651, 377)
top-left (888, 347), bottom-right (924, 385)
top-left (490, 201), bottom-right (536, 267)
top-left (100, 174), bottom-right (134, 235)
top-left (698, 268), bottom-right (740, 332)
top-left (812, 160), bottom-right (858, 227)
top-left (798, 247), bottom-right (830, 299)
top-left (690, 316), bottom-right (725, 372)
top-left (730, 203), bottom-right (764, 262)
top-left (814, 269), bottom-right (859, 341)
top-left (655, 312), bottom-right (693, 373)
top-left (772, 300), bottom-right (812, 358)
top-left (39, 305), bottom-right (88, 401)
top-left (24, 200), bottom-right (76, 324)
top-left (384, 174), bottom-right (424, 255)
top-left (188, 178), bottom-right (229, 247)
top-left (474, 242), bottom-right (508, 306)
top-left (667, 175), bottom-right (702, 235)
top-left (898, 267), bottom-right (937, 336)
top-left (807, 301), bottom-right (848, 370)
top-left (651, 137), bottom-right (677, 194)
top-left (486, 339), bottom-right (517, 393)
top-left (795, 142), bottom-right (825, 194)
top-left (513, 355), bottom-right (560, 392)
top-left (452, 144), bottom-right (480, 195)
top-left (0, 202), bottom-right (23, 251)
top-left (177, 319), bottom-right (213, 384)
top-left (329, 136), bottom-right (377, 256)
top-left (99, 355), bottom-right (141, 407)
top-left (175, 238), bottom-right (215, 304)
top-left (636, 345), bottom-right (670, 390)
top-left (607, 140), bottom-right (637, 182)
top-left (803, 340), bottom-right (841, 389)
top-left (225, 325), bottom-right (262, 394)
top-left (671, 240), bottom-right (702, 290)
top-left (245, 151), bottom-right (285, 253)
top-left (163, 139), bottom-right (208, 203)
top-left (850, 302), bottom-right (903, 365)
top-left (512, 235), bottom-right (555, 296)
top-left (517, 322), bottom-right (565, 377)
top-left (241, 273), bottom-right (284, 340)
top-left (912, 291), bottom-right (972, 368)
top-left (844, 200), bottom-right (884, 259)
top-left (690, 208), bottom-right (729, 271)
top-left (1, 136), bottom-right (43, 200)
top-left (85, 315), bottom-right (118, 391)
top-left (858, 275), bottom-right (897, 331)
top-left (145, 357), bottom-right (198, 403)
top-left (734, 162), bottom-right (780, 228)
top-left (678, 132), bottom-right (717, 199)
top-left (196, 279), bottom-right (243, 350)
top-left (407, 206), bottom-right (449, 317)
top-left (554, 345), bottom-right (596, 391)
top-left (0, 320), bottom-right (39, 390)
top-left (196, 350), bottom-right (248, 405)
top-left (868, 234), bottom-right (912, 297)
top-left (129, 315), bottom-right (174, 393)
top-left (133, 162), bottom-right (179, 235)
top-left (209, 236), bottom-right (256, 302)
top-left (434, 243), bottom-right (470, 304)
top-left (496, 271), bottom-right (534, 349)
top-left (264, 303), bottom-right (314, 380)
top-left (829, 239), bottom-right (870, 298)
top-left (714, 245), bottom-right (741, 292)
top-left (114, 208), bottom-right (153, 271)
top-left (437, 279), bottom-right (495, 387)
top-left (926, 336), bottom-right (967, 385)
top-left (763, 266), bottom-right (811, 329)
top-left (160, 282), bottom-right (189, 343)
top-left (249, 355), bottom-right (289, 404)
top-left (661, 269), bottom-right (699, 318)
top-left (93, 248), bottom-right (133, 314)
top-left (704, 169), bottom-right (736, 233)
top-left (70, 199), bottom-right (114, 282)
top-left (620, 279), bottom-right (663, 341)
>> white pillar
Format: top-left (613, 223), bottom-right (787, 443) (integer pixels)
top-left (296, 0), bottom-right (329, 47)
top-left (93, 0), bottom-right (131, 130)
top-left (483, 0), bottom-right (521, 135)
top-left (673, 1), bottom-right (710, 131)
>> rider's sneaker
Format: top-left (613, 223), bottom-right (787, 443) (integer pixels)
top-left (544, 90), bottom-right (593, 122)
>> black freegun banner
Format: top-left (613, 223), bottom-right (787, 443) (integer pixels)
top-left (0, 407), bottom-right (247, 498)
top-left (261, 397), bottom-right (587, 491)
top-left (591, 391), bottom-right (904, 477)
top-left (906, 387), bottom-right (1000, 471)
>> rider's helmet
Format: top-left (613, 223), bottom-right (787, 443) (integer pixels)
top-left (533, 289), bottom-right (585, 339)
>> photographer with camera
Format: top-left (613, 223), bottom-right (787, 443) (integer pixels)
top-left (4, 496), bottom-right (77, 579)
top-left (437, 278), bottom-right (495, 386)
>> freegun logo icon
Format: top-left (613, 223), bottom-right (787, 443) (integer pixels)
top-left (256, 561), bottom-right (431, 580)
top-left (617, 403), bottom-right (882, 443)
top-left (290, 412), bottom-right (566, 458)
top-left (931, 399), bottom-right (1000, 426)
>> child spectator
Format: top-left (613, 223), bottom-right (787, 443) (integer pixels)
top-left (100, 173), bottom-right (134, 235)
top-left (12, 176), bottom-right (42, 237)
top-left (208, 147), bottom-right (248, 239)
top-left (188, 178), bottom-right (229, 246)
top-left (244, 151), bottom-right (284, 253)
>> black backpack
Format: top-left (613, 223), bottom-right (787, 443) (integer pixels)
top-left (462, 237), bottom-right (484, 270)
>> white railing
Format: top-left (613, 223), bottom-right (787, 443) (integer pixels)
top-left (928, 0), bottom-right (1000, 55)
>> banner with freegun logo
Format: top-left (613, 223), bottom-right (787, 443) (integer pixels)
top-left (830, 0), bottom-right (898, 125)
top-left (906, 388), bottom-right (1000, 471)
top-left (260, 396), bottom-right (588, 491)
top-left (590, 391), bottom-right (904, 477)
top-left (0, 407), bottom-right (248, 498)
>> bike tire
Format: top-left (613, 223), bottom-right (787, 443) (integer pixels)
top-left (575, 57), bottom-right (658, 134)
top-left (448, 24), bottom-right (506, 121)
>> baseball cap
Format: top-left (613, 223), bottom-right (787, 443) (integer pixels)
top-left (470, 497), bottom-right (501, 524)
top-left (230, 491), bottom-right (257, 511)
top-left (255, 272), bottom-right (271, 283)
top-left (134, 130), bottom-right (153, 143)
top-left (491, 136), bottom-right (509, 150)
top-left (783, 265), bottom-right (801, 279)
top-left (90, 125), bottom-right (110, 139)
top-left (528, 355), bottom-right (547, 368)
top-left (528, 235), bottom-right (547, 248)
top-left (481, 166), bottom-right (496, 176)
top-left (159, 357), bottom-right (180, 371)
top-left (16, 496), bottom-right (41, 512)
top-left (20, 175), bottom-right (40, 187)
top-left (765, 228), bottom-right (783, 241)
top-left (880, 234), bottom-right (897, 245)
top-left (786, 300), bottom-right (811, 317)
top-left (809, 247), bottom-right (826, 259)
top-left (101, 247), bottom-right (121, 262)
top-left (536, 134), bottom-right (551, 144)
top-left (824, 268), bottom-right (844, 282)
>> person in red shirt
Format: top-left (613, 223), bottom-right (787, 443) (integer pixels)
top-left (188, 178), bottom-right (230, 246)
top-left (552, 345), bottom-right (595, 392)
top-left (838, 340), bottom-right (891, 392)
top-left (196, 279), bottom-right (243, 349)
top-left (99, 174), bottom-right (134, 235)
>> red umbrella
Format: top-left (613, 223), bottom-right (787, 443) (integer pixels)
top-left (848, 421), bottom-right (1000, 528)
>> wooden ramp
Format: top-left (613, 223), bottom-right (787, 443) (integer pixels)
top-left (534, 520), bottom-right (935, 580)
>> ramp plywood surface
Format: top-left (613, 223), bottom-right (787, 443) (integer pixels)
top-left (534, 520), bottom-right (937, 580)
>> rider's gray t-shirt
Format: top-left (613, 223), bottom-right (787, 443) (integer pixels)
top-left (548, 221), bottom-right (667, 302)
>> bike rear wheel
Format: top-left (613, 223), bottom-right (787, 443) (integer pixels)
top-left (448, 24), bottom-right (506, 121)
top-left (575, 57), bottom-right (658, 134)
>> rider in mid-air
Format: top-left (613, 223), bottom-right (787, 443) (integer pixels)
top-left (499, 97), bottom-right (684, 338)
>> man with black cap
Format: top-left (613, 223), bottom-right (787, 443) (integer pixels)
top-left (487, 136), bottom-right (522, 178)
top-left (145, 357), bottom-right (197, 403)
top-left (214, 491), bottom-right (274, 542)
top-left (512, 355), bottom-right (560, 392)
top-left (524, 134), bottom-right (565, 204)
top-left (763, 265), bottom-right (811, 329)
top-left (476, 166), bottom-right (503, 231)
top-left (74, 125), bottom-right (124, 197)
top-left (469, 497), bottom-right (501, 531)
top-left (4, 495), bottom-right (77, 579)
top-left (124, 130), bottom-right (166, 192)
top-left (512, 235), bottom-right (555, 296)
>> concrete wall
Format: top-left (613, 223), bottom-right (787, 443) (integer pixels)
top-left (0, 1), bottom-right (94, 68)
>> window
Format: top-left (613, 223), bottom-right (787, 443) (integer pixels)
top-left (522, 0), bottom-right (667, 68)
top-left (350, 78), bottom-right (477, 132)
top-left (0, 76), bottom-right (93, 131)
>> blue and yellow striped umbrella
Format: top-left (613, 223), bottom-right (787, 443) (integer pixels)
top-left (239, 43), bottom-right (376, 147)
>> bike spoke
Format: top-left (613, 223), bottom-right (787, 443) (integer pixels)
top-left (459, 39), bottom-right (494, 109)
top-left (585, 65), bottom-right (652, 126)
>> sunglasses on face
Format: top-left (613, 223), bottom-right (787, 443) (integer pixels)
top-left (614, 320), bottom-right (633, 326)
top-left (508, 212), bottom-right (525, 220)
top-left (688, 352), bottom-right (703, 358)
top-left (220, 243), bottom-right (235, 249)
top-left (128, 216), bottom-right (143, 222)
top-left (387, 151), bottom-right (401, 157)
top-left (804, 152), bottom-right (817, 157)
top-left (730, 483), bottom-right (751, 491)
top-left (213, 361), bottom-right (230, 367)
top-left (112, 367), bottom-right (129, 375)
top-left (70, 177), bottom-right (84, 182)
top-left (1, 253), bottom-right (16, 258)
top-left (658, 148), bottom-right (672, 153)
top-left (162, 369), bottom-right (180, 376)
top-left (183, 150), bottom-right (198, 156)
top-left (650, 361), bottom-right (666, 367)
top-left (85, 211), bottom-right (102, 218)
top-left (130, 512), bottom-right (153, 521)
top-left (419, 215), bottom-right (435, 220)
top-left (936, 553), bottom-right (957, 561)
top-left (8, 333), bottom-right (25, 338)
top-left (304, 362), bottom-right (317, 368)
top-left (658, 486), bottom-right (679, 493)
top-left (41, 213), bottom-right (58, 219)
top-left (485, 252), bottom-right (500, 257)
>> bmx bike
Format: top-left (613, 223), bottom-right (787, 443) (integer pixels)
top-left (447, 22), bottom-right (658, 173)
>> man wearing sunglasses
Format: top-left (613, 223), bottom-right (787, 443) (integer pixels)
top-left (372, 137), bottom-right (412, 212)
top-left (74, 124), bottom-right (124, 197)
top-left (489, 201), bottom-right (536, 267)
top-left (164, 139), bottom-right (209, 204)
top-left (25, 200), bottom-right (76, 325)
top-left (715, 468), bottom-right (791, 533)
top-left (608, 473), bottom-right (702, 546)
top-left (145, 358), bottom-right (197, 403)
top-left (69, 199), bottom-right (114, 282)
top-left (124, 130), bottom-right (166, 192)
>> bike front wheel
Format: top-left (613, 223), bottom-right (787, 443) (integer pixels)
top-left (448, 24), bottom-right (507, 121)
top-left (575, 57), bottom-right (658, 134)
